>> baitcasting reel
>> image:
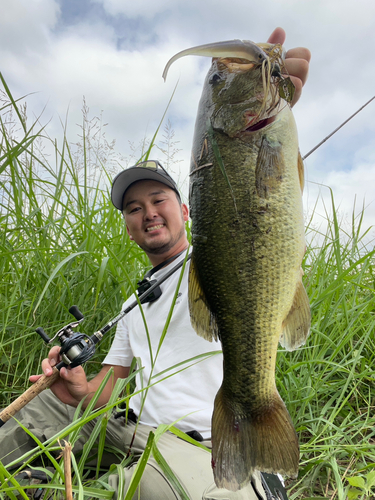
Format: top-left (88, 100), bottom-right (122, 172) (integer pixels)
top-left (35, 306), bottom-right (103, 370)
top-left (0, 253), bottom-right (192, 428)
top-left (34, 252), bottom-right (193, 371)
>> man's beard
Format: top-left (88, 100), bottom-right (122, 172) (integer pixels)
top-left (139, 225), bottom-right (186, 256)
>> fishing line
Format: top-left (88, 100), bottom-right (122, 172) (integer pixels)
top-left (303, 95), bottom-right (375, 160)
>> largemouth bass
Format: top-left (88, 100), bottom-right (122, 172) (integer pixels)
top-left (165, 41), bottom-right (311, 490)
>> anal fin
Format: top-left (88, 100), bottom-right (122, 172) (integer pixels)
top-left (280, 277), bottom-right (311, 351)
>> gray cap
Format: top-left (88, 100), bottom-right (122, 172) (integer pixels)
top-left (111, 160), bottom-right (180, 210)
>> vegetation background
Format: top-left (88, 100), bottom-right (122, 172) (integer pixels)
top-left (0, 76), bottom-right (375, 500)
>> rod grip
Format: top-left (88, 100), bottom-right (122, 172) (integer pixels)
top-left (0, 368), bottom-right (60, 427)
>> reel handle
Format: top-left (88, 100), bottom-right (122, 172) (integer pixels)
top-left (0, 305), bottom-right (86, 428)
top-left (0, 368), bottom-right (62, 428)
top-left (69, 306), bottom-right (84, 321)
top-left (36, 327), bottom-right (51, 343)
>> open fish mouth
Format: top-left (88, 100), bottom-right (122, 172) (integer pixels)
top-left (242, 113), bottom-right (278, 133)
top-left (239, 81), bottom-right (288, 135)
top-left (237, 103), bottom-right (281, 135)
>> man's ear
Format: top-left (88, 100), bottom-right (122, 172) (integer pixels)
top-left (181, 203), bottom-right (189, 222)
top-left (126, 225), bottom-right (134, 241)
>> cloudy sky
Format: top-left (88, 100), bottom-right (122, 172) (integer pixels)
top-left (1, 0), bottom-right (375, 242)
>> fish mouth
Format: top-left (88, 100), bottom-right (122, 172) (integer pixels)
top-left (243, 114), bottom-right (277, 132)
top-left (238, 96), bottom-right (282, 135)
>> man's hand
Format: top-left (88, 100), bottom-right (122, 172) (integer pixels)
top-left (30, 345), bottom-right (90, 407)
top-left (267, 27), bottom-right (311, 107)
top-left (30, 347), bottom-right (130, 409)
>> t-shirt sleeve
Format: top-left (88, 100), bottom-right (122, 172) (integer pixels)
top-left (102, 313), bottom-right (134, 367)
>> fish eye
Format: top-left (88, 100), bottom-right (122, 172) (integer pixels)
top-left (209, 73), bottom-right (223, 85)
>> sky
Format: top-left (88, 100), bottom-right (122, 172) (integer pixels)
top-left (1, 0), bottom-right (375, 244)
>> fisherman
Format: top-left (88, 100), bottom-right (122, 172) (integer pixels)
top-left (0, 28), bottom-right (310, 500)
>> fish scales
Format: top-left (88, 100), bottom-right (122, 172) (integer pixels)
top-left (187, 44), bottom-right (311, 491)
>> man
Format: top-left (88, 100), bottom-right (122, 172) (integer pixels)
top-left (1, 28), bottom-right (310, 499)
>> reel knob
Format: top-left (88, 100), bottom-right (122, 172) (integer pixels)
top-left (35, 327), bottom-right (51, 344)
top-left (69, 305), bottom-right (84, 321)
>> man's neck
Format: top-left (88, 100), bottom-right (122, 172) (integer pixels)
top-left (147, 241), bottom-right (189, 267)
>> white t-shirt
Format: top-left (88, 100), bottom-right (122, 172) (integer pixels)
top-left (103, 252), bottom-right (223, 438)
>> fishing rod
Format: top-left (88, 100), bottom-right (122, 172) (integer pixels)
top-left (302, 94), bottom-right (375, 160)
top-left (3, 94), bottom-right (373, 428)
top-left (0, 253), bottom-right (191, 428)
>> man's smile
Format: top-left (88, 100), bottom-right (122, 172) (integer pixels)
top-left (145, 224), bottom-right (165, 232)
top-left (123, 180), bottom-right (189, 261)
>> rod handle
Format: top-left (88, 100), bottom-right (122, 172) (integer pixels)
top-left (0, 368), bottom-right (60, 427)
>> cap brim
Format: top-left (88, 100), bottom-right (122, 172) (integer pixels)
top-left (111, 167), bottom-right (178, 210)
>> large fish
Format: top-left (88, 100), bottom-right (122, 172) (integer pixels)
top-left (164, 41), bottom-right (311, 490)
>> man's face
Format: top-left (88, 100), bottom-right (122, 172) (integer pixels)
top-left (123, 180), bottom-right (189, 258)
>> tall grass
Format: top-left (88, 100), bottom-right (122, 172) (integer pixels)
top-left (280, 196), bottom-right (375, 500)
top-left (1, 76), bottom-right (375, 499)
top-left (0, 81), bottom-right (149, 399)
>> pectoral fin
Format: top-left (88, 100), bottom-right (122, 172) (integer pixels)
top-left (188, 255), bottom-right (219, 342)
top-left (297, 150), bottom-right (305, 193)
top-left (255, 136), bottom-right (285, 199)
top-left (280, 277), bottom-right (311, 351)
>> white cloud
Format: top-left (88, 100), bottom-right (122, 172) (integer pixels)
top-left (0, 0), bottom-right (59, 56)
top-left (93, 0), bottom-right (175, 19)
top-left (303, 161), bottom-right (375, 245)
top-left (0, 0), bottom-right (374, 237)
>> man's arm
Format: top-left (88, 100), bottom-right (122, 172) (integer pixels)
top-left (30, 345), bottom-right (130, 409)
top-left (84, 364), bottom-right (131, 409)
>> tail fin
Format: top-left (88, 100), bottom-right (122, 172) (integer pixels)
top-left (211, 387), bottom-right (299, 491)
